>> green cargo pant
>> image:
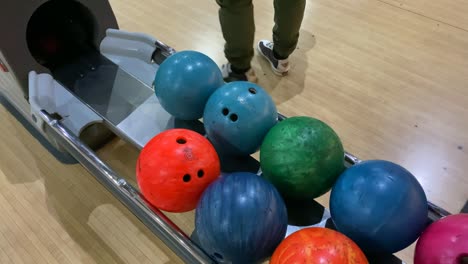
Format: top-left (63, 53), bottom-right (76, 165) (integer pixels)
top-left (216, 0), bottom-right (306, 71)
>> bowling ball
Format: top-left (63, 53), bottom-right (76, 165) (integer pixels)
top-left (194, 172), bottom-right (288, 263)
top-left (414, 213), bottom-right (468, 264)
top-left (203, 81), bottom-right (277, 156)
top-left (136, 129), bottom-right (221, 212)
top-left (270, 227), bottom-right (369, 264)
top-left (260, 116), bottom-right (345, 200)
top-left (330, 160), bottom-right (428, 254)
top-left (154, 50), bottom-right (224, 120)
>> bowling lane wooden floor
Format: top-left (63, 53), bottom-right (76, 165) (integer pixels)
top-left (1, 0), bottom-right (467, 263)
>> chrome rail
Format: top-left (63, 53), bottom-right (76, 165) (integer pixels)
top-left (38, 110), bottom-right (215, 264)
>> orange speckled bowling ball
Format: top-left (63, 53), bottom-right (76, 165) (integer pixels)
top-left (136, 129), bottom-right (221, 212)
top-left (270, 227), bottom-right (368, 264)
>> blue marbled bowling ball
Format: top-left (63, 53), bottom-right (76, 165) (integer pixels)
top-left (194, 172), bottom-right (288, 263)
top-left (330, 160), bottom-right (428, 254)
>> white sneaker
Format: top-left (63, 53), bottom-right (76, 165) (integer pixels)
top-left (221, 63), bottom-right (258, 83)
top-left (257, 40), bottom-right (290, 76)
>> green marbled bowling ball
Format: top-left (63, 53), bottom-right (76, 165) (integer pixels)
top-left (260, 116), bottom-right (345, 200)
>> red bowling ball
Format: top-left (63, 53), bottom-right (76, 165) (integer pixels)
top-left (136, 129), bottom-right (221, 212)
top-left (414, 213), bottom-right (468, 264)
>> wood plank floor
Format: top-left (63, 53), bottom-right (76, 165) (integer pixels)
top-left (1, 0), bottom-right (467, 263)
top-left (377, 0), bottom-right (468, 31)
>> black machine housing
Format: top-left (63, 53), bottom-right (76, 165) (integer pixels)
top-left (0, 0), bottom-right (118, 98)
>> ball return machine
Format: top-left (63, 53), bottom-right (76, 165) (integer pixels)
top-left (0, 0), bottom-right (452, 263)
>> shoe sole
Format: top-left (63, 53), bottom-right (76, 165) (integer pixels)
top-left (257, 43), bottom-right (289, 77)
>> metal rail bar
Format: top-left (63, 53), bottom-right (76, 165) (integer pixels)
top-left (38, 110), bottom-right (215, 264)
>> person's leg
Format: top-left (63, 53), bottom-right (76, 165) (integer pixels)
top-left (216, 0), bottom-right (257, 82)
top-left (257, 0), bottom-right (306, 75)
top-left (272, 0), bottom-right (306, 59)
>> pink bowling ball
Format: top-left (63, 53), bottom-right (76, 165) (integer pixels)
top-left (414, 213), bottom-right (468, 264)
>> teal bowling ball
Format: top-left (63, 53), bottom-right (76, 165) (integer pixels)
top-left (154, 50), bottom-right (224, 120)
top-left (330, 160), bottom-right (428, 254)
top-left (203, 81), bottom-right (278, 156)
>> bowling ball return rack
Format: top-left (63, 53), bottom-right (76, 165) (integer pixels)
top-left (0, 1), bottom-right (454, 263)
top-left (37, 110), bottom-right (451, 264)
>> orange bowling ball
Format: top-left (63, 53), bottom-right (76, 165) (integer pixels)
top-left (270, 227), bottom-right (368, 264)
top-left (136, 129), bottom-right (221, 212)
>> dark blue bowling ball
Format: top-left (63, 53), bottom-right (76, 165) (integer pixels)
top-left (194, 172), bottom-right (288, 264)
top-left (154, 50), bottom-right (224, 120)
top-left (330, 160), bottom-right (428, 254)
top-left (203, 81), bottom-right (277, 156)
